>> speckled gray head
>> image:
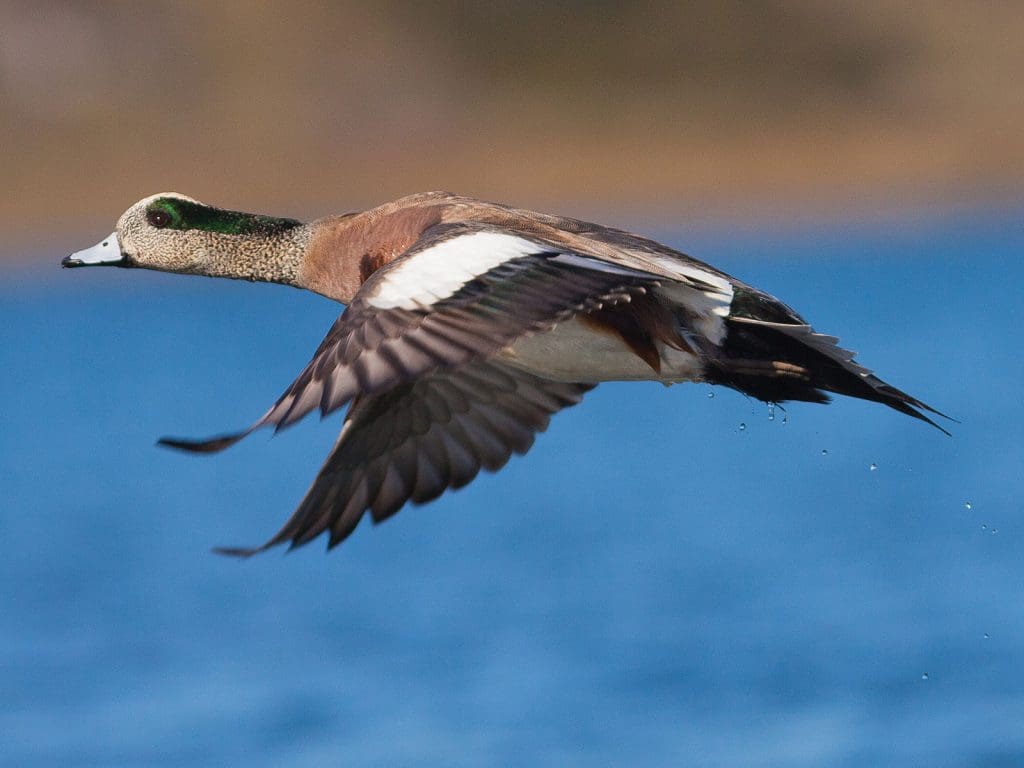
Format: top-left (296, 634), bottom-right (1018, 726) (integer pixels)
top-left (63, 193), bottom-right (204, 270)
top-left (62, 193), bottom-right (304, 274)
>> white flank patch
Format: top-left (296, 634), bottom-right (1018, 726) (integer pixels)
top-left (366, 231), bottom-right (551, 310)
top-left (651, 256), bottom-right (733, 314)
top-left (647, 257), bottom-right (734, 346)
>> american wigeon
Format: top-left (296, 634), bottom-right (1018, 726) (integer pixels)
top-left (64, 192), bottom-right (948, 555)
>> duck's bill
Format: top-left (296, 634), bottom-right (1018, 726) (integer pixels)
top-left (62, 233), bottom-right (126, 267)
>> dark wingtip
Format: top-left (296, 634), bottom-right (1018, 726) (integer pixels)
top-left (157, 430), bottom-right (251, 454)
top-left (213, 528), bottom-right (299, 558)
top-left (213, 536), bottom-right (296, 557)
top-left (212, 545), bottom-right (264, 558)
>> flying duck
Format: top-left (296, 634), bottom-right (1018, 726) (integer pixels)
top-left (64, 192), bottom-right (948, 555)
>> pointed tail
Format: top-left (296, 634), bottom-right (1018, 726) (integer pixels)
top-left (705, 317), bottom-right (953, 435)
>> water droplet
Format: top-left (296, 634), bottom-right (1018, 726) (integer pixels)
top-left (821, 449), bottom-right (828, 456)
top-left (992, 528), bottom-right (999, 535)
top-left (738, 422), bottom-right (746, 432)
top-left (781, 413), bottom-right (788, 425)
top-left (869, 463), bottom-right (878, 471)
top-left (707, 391), bottom-right (715, 399)
top-left (921, 672), bottom-right (929, 681)
top-left (767, 403), bottom-right (775, 421)
top-left (983, 633), bottom-right (990, 639)
top-left (964, 501), bottom-right (972, 510)
top-left (981, 524), bottom-right (987, 530)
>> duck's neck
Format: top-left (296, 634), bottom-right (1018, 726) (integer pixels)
top-left (197, 205), bottom-right (443, 304)
top-left (200, 225), bottom-right (313, 289)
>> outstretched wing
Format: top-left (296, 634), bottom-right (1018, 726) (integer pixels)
top-left (215, 360), bottom-right (594, 556)
top-left (160, 225), bottom-right (658, 453)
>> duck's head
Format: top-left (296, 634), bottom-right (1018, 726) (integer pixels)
top-left (62, 193), bottom-right (304, 274)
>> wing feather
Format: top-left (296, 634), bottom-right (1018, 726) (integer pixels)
top-left (214, 361), bottom-right (594, 556)
top-left (161, 225), bottom-right (657, 453)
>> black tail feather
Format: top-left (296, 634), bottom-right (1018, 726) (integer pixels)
top-left (707, 318), bottom-right (952, 435)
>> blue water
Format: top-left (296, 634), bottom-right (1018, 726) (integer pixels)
top-left (2, 211), bottom-right (1022, 767)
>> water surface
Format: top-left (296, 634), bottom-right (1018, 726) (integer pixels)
top-left (1, 212), bottom-right (1022, 767)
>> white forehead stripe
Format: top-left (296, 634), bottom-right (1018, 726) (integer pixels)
top-left (366, 231), bottom-right (552, 310)
top-left (70, 232), bottom-right (121, 264)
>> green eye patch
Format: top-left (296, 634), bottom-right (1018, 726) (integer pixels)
top-left (146, 198), bottom-right (302, 236)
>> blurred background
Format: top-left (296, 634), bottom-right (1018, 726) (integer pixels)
top-left (2, 2), bottom-right (1023, 767)
top-left (2, 0), bottom-right (1022, 245)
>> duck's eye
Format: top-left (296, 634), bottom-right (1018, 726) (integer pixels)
top-left (147, 209), bottom-right (172, 229)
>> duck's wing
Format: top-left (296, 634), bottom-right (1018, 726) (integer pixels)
top-left (160, 224), bottom-right (660, 452)
top-left (214, 360), bottom-right (593, 556)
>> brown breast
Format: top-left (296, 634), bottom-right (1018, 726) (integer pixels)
top-left (302, 203), bottom-right (446, 302)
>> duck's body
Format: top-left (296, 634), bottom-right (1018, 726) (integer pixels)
top-left (65, 191), bottom-right (947, 555)
top-left (503, 315), bottom-right (702, 383)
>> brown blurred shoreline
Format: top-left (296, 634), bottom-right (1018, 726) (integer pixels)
top-left (2, 1), bottom-right (1021, 260)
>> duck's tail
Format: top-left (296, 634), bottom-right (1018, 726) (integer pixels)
top-left (704, 316), bottom-right (952, 434)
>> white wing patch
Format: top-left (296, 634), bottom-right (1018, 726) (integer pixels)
top-left (366, 231), bottom-right (550, 310)
top-left (364, 228), bottom-right (734, 346)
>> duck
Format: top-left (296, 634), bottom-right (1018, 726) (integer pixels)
top-left (63, 191), bottom-right (948, 555)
